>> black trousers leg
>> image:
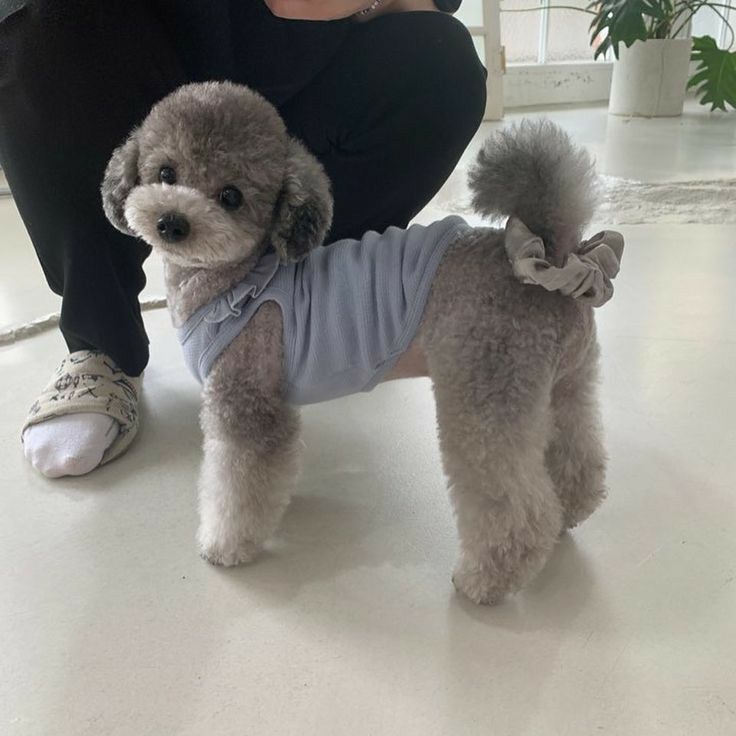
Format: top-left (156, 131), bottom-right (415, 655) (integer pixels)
top-left (279, 12), bottom-right (487, 241)
top-left (0, 0), bottom-right (185, 376)
top-left (0, 3), bottom-right (486, 378)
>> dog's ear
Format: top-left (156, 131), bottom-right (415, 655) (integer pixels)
top-left (101, 129), bottom-right (141, 236)
top-left (270, 138), bottom-right (333, 263)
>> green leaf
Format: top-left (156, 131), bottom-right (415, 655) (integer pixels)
top-left (588, 0), bottom-right (658, 59)
top-left (688, 35), bottom-right (736, 111)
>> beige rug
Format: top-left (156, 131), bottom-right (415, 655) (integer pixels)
top-left (439, 175), bottom-right (736, 225)
top-left (596, 177), bottom-right (736, 225)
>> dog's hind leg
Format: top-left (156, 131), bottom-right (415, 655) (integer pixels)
top-left (430, 358), bottom-right (564, 605)
top-left (546, 342), bottom-right (607, 531)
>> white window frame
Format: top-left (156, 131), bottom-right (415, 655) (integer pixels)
top-left (466, 0), bottom-right (505, 120)
top-left (467, 0), bottom-right (734, 116)
top-left (503, 0), bottom-right (613, 108)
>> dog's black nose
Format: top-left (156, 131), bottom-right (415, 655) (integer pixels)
top-left (157, 212), bottom-right (190, 242)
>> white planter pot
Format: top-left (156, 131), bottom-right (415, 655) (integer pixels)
top-left (609, 38), bottom-right (693, 117)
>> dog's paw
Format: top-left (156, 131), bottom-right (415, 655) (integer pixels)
top-left (452, 541), bottom-right (554, 605)
top-left (561, 485), bottom-right (608, 531)
top-left (197, 529), bottom-right (262, 567)
top-left (452, 562), bottom-right (509, 606)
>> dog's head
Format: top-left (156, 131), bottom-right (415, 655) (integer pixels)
top-left (101, 82), bottom-right (333, 268)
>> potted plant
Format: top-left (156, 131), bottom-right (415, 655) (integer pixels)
top-left (590, 0), bottom-right (736, 115)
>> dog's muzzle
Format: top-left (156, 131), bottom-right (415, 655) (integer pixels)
top-left (157, 212), bottom-right (190, 243)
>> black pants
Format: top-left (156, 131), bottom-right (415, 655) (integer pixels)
top-left (0, 0), bottom-right (486, 376)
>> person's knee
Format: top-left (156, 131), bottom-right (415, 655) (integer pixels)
top-left (368, 13), bottom-right (486, 150)
top-left (0, 0), bottom-right (30, 84)
top-left (0, 0), bottom-right (29, 27)
top-left (0, 0), bottom-right (89, 46)
top-left (0, 0), bottom-right (85, 84)
top-left (0, 0), bottom-right (150, 82)
top-left (408, 15), bottom-right (488, 142)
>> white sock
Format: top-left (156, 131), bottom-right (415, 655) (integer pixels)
top-left (23, 413), bottom-right (120, 478)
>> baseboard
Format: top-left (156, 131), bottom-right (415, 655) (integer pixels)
top-left (504, 62), bottom-right (613, 109)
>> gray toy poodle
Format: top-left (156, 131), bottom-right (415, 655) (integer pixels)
top-left (101, 82), bottom-right (623, 605)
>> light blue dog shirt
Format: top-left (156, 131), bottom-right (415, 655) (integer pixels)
top-left (177, 215), bottom-right (469, 405)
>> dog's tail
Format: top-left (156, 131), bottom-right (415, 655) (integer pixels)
top-left (468, 119), bottom-right (598, 263)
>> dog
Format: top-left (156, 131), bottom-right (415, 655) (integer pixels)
top-left (101, 81), bottom-right (623, 605)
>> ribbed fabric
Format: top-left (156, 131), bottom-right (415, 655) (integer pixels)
top-left (178, 216), bottom-right (468, 405)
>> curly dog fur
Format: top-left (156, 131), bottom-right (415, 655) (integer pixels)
top-left (102, 82), bottom-right (608, 604)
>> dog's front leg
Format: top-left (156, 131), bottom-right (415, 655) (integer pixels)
top-left (197, 401), bottom-right (300, 566)
top-left (196, 305), bottom-right (300, 566)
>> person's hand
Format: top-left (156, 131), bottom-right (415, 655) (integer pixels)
top-left (264, 0), bottom-right (376, 20)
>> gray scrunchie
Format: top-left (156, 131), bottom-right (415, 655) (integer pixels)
top-left (504, 217), bottom-right (625, 308)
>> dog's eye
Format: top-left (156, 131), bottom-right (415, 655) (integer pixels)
top-left (219, 186), bottom-right (243, 211)
top-left (159, 166), bottom-right (177, 185)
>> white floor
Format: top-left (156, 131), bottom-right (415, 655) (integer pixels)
top-left (1, 103), bottom-right (735, 736)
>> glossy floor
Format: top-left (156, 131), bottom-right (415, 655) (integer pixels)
top-left (1, 103), bottom-right (735, 735)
